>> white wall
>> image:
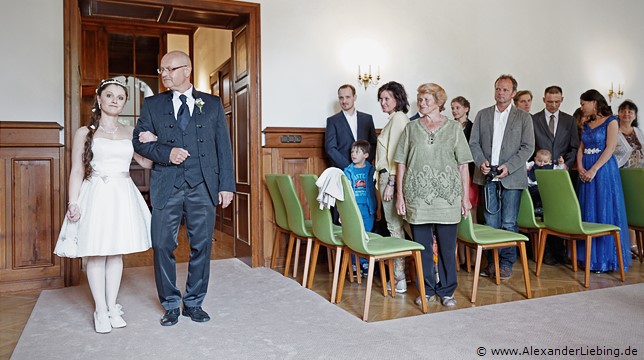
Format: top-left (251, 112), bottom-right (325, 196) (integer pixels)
top-left (2, 0), bottom-right (642, 137)
top-left (0, 0), bottom-right (63, 124)
top-left (260, 0), bottom-right (644, 129)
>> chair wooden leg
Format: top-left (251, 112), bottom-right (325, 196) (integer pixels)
top-left (534, 229), bottom-right (542, 264)
top-left (330, 247), bottom-right (342, 303)
top-left (306, 240), bottom-right (321, 289)
top-left (536, 230), bottom-right (547, 276)
top-left (408, 255), bottom-right (417, 284)
top-left (493, 249), bottom-right (501, 285)
top-left (362, 257), bottom-right (377, 322)
top-left (471, 245), bottom-right (483, 303)
top-left (465, 245), bottom-right (472, 273)
top-left (379, 260), bottom-right (387, 297)
top-left (518, 242), bottom-right (532, 299)
top-left (571, 240), bottom-right (578, 272)
top-left (388, 259), bottom-right (396, 297)
top-left (326, 247), bottom-right (333, 273)
top-left (301, 238), bottom-right (313, 287)
top-left (612, 230), bottom-right (625, 282)
top-left (270, 227), bottom-right (282, 269)
top-left (336, 250), bottom-right (351, 303)
top-left (584, 236), bottom-right (592, 288)
top-left (284, 233), bottom-right (296, 277)
top-left (293, 238), bottom-right (302, 277)
top-left (413, 251), bottom-right (428, 313)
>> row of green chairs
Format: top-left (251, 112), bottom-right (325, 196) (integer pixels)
top-left (265, 173), bottom-right (428, 321)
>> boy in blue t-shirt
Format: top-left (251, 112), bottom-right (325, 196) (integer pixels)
top-left (344, 140), bottom-right (381, 274)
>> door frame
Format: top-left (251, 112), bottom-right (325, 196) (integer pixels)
top-left (63, 0), bottom-right (263, 280)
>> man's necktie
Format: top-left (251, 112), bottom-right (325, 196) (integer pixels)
top-left (177, 94), bottom-right (190, 131)
top-left (549, 114), bottom-right (555, 135)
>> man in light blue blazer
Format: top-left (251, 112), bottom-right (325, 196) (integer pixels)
top-left (469, 74), bottom-right (535, 280)
top-left (133, 51), bottom-right (235, 327)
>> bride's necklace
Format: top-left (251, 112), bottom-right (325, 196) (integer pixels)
top-left (99, 124), bottom-right (119, 134)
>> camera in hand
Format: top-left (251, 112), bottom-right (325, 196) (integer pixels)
top-left (486, 165), bottom-right (502, 181)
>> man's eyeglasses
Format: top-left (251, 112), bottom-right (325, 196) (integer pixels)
top-left (156, 65), bottom-right (188, 74)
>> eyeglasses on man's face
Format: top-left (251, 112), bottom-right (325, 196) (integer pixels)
top-left (156, 65), bottom-right (188, 74)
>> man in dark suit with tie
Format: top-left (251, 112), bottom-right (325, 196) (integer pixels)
top-left (532, 85), bottom-right (579, 264)
top-left (324, 84), bottom-right (376, 169)
top-left (469, 74), bottom-right (535, 280)
top-left (133, 50), bottom-right (235, 326)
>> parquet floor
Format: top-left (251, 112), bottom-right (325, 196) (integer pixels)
top-left (307, 254), bottom-right (644, 322)
top-left (2, 252), bottom-right (642, 359)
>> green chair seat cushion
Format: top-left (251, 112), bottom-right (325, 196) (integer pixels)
top-left (362, 236), bottom-right (425, 256)
top-left (580, 221), bottom-right (620, 235)
top-left (473, 224), bottom-right (498, 233)
top-left (460, 228), bottom-right (529, 245)
top-left (325, 231), bottom-right (382, 247)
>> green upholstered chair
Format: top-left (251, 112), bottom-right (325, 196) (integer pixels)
top-left (456, 212), bottom-right (532, 303)
top-left (517, 188), bottom-right (546, 265)
top-left (535, 170), bottom-right (625, 287)
top-left (265, 174), bottom-right (295, 273)
top-left (620, 168), bottom-right (644, 263)
top-left (300, 174), bottom-right (345, 302)
top-left (335, 175), bottom-right (427, 321)
top-left (276, 174), bottom-right (315, 286)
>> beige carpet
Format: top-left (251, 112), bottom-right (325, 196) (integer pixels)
top-left (12, 259), bottom-right (644, 359)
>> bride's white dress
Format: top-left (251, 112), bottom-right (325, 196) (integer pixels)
top-left (56, 138), bottom-right (151, 257)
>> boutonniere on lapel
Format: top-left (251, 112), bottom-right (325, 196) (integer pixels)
top-left (195, 98), bottom-right (205, 114)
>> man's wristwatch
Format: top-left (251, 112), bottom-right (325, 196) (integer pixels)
top-left (388, 178), bottom-right (395, 186)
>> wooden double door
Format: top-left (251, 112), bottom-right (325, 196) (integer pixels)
top-left (64, 0), bottom-right (261, 284)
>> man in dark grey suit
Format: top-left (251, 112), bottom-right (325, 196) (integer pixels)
top-left (532, 85), bottom-right (579, 264)
top-left (133, 51), bottom-right (235, 326)
top-left (532, 86), bottom-right (579, 169)
top-left (324, 84), bottom-right (376, 169)
top-left (469, 74), bottom-right (535, 279)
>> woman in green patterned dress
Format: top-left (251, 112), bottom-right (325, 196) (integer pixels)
top-left (394, 83), bottom-right (473, 307)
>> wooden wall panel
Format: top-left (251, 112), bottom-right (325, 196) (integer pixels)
top-left (12, 158), bottom-right (57, 268)
top-left (261, 127), bottom-right (330, 268)
top-left (0, 122), bottom-right (65, 292)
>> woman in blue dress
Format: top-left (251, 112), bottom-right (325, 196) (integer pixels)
top-left (577, 89), bottom-right (631, 272)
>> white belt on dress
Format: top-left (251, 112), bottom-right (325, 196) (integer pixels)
top-left (91, 171), bottom-right (130, 183)
top-left (583, 148), bottom-right (601, 155)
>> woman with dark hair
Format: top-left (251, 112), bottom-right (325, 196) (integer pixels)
top-left (375, 81), bottom-right (410, 293)
top-left (577, 89), bottom-right (631, 273)
top-left (54, 79), bottom-right (154, 333)
top-left (395, 83), bottom-right (473, 307)
top-left (614, 100), bottom-right (643, 168)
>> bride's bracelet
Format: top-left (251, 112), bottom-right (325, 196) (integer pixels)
top-left (68, 201), bottom-right (79, 207)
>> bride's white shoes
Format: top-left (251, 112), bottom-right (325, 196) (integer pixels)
top-left (94, 304), bottom-right (126, 333)
top-left (107, 304), bottom-right (127, 328)
top-left (93, 311), bottom-right (111, 333)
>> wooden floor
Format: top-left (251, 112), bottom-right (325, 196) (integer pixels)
top-left (2, 251), bottom-right (642, 359)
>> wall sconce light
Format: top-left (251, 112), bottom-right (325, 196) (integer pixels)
top-left (608, 82), bottom-right (624, 103)
top-left (358, 65), bottom-right (380, 90)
